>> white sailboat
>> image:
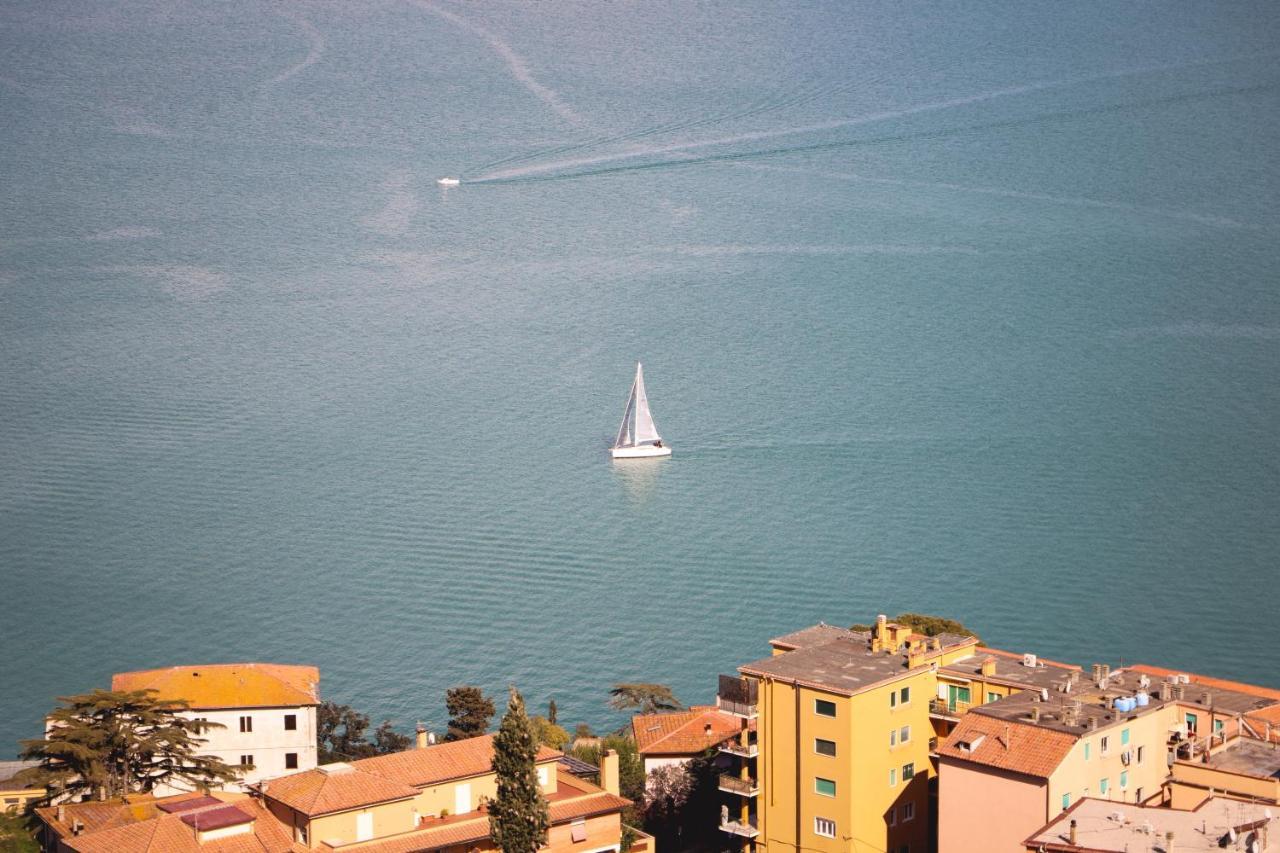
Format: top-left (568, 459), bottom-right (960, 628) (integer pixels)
top-left (611, 362), bottom-right (672, 459)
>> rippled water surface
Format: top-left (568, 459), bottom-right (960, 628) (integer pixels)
top-left (3, 1), bottom-right (1279, 751)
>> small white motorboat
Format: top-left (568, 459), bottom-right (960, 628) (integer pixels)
top-left (611, 362), bottom-right (672, 459)
top-left (437, 177), bottom-right (460, 186)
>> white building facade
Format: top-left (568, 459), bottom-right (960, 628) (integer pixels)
top-left (111, 663), bottom-right (320, 794)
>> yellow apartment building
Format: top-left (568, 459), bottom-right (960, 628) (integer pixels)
top-left (728, 617), bottom-right (980, 853)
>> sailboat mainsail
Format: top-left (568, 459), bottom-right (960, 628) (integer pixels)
top-left (614, 363), bottom-right (663, 449)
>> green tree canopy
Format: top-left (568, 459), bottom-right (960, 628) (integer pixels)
top-left (529, 716), bottom-right (570, 750)
top-left (445, 686), bottom-right (496, 741)
top-left (850, 613), bottom-right (979, 641)
top-left (317, 701), bottom-right (411, 762)
top-left (608, 684), bottom-right (682, 715)
top-left (18, 689), bottom-right (238, 802)
top-left (489, 687), bottom-right (550, 853)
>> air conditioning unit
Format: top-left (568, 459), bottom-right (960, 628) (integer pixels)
top-left (1177, 674), bottom-right (1191, 685)
top-left (1023, 653), bottom-right (1038, 668)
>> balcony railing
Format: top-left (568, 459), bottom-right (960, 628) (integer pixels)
top-left (720, 818), bottom-right (759, 839)
top-left (718, 741), bottom-right (758, 758)
top-left (930, 698), bottom-right (970, 717)
top-left (718, 675), bottom-right (759, 719)
top-left (718, 774), bottom-right (760, 797)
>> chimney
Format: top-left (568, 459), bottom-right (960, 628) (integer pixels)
top-left (56, 804), bottom-right (65, 824)
top-left (876, 614), bottom-right (887, 640)
top-left (1088, 716), bottom-right (1099, 731)
top-left (981, 657), bottom-right (997, 677)
top-left (931, 637), bottom-right (942, 651)
top-left (416, 723), bottom-right (429, 749)
top-left (1069, 819), bottom-right (1078, 846)
top-left (704, 723), bottom-right (713, 737)
top-left (600, 749), bottom-right (620, 797)
top-left (1031, 706), bottom-right (1041, 723)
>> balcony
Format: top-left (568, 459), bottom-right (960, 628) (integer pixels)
top-left (718, 741), bottom-right (758, 759)
top-left (718, 675), bottom-right (759, 719)
top-left (718, 774), bottom-right (760, 797)
top-left (720, 817), bottom-right (759, 839)
top-left (929, 698), bottom-right (970, 719)
top-left (929, 736), bottom-right (939, 754)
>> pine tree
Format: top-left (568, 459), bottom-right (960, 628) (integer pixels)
top-left (489, 687), bottom-right (549, 853)
top-left (445, 686), bottom-right (496, 741)
top-left (547, 698), bottom-right (558, 725)
top-left (608, 683), bottom-right (682, 714)
top-left (18, 689), bottom-right (239, 801)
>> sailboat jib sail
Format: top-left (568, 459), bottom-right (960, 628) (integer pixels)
top-left (610, 362), bottom-right (672, 459)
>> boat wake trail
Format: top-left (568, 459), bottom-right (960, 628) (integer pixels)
top-left (263, 9), bottom-right (326, 87)
top-left (410, 0), bottom-right (583, 126)
top-left (465, 80), bottom-right (1275, 186)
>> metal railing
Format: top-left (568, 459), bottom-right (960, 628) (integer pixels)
top-left (718, 774), bottom-right (760, 796)
top-left (930, 698), bottom-right (970, 716)
top-left (718, 741), bottom-right (759, 758)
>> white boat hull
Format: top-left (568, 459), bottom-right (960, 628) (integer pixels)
top-left (611, 445), bottom-right (672, 459)
top-left (437, 177), bottom-right (460, 186)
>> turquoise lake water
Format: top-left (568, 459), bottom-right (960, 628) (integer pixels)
top-left (2, 1), bottom-right (1279, 752)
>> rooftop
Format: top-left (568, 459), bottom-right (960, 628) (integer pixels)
top-left (769, 624), bottom-right (869, 651)
top-left (939, 649), bottom-right (1081, 691)
top-left (111, 663), bottom-right (320, 710)
top-left (1194, 736), bottom-right (1280, 780)
top-left (349, 733), bottom-right (559, 789)
top-left (937, 713), bottom-right (1079, 779)
top-left (257, 763), bottom-right (418, 817)
top-left (970, 667), bottom-right (1279, 736)
top-left (632, 706), bottom-right (744, 755)
top-left (741, 628), bottom-right (977, 697)
top-left (1023, 796), bottom-right (1275, 852)
top-left (0, 759), bottom-right (40, 788)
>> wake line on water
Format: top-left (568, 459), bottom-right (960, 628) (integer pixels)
top-left (463, 82), bottom-right (1276, 186)
top-left (263, 10), bottom-right (326, 87)
top-left (464, 52), bottom-right (1278, 184)
top-left (409, 0), bottom-right (583, 126)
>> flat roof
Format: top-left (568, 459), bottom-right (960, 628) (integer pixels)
top-left (741, 632), bottom-right (976, 696)
top-left (769, 624), bottom-right (870, 650)
top-left (1197, 737), bottom-right (1280, 780)
top-left (939, 651), bottom-right (1080, 691)
top-left (1024, 796), bottom-right (1274, 852)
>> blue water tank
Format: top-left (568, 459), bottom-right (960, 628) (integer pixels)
top-left (1114, 698), bottom-right (1127, 711)
top-left (1135, 692), bottom-right (1150, 707)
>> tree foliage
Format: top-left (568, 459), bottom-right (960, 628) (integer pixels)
top-left (608, 683), bottom-right (682, 715)
top-left (17, 689), bottom-right (238, 802)
top-left (445, 686), bottom-right (496, 742)
top-left (850, 613), bottom-right (979, 641)
top-left (489, 687), bottom-right (550, 853)
top-left (530, 716), bottom-right (570, 750)
top-left (642, 763), bottom-right (692, 826)
top-left (547, 699), bottom-right (558, 725)
top-left (317, 701), bottom-right (411, 762)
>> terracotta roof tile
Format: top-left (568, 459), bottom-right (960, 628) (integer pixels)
top-left (259, 764), bottom-right (418, 817)
top-left (937, 714), bottom-right (1078, 779)
top-left (632, 706), bottom-right (743, 755)
top-left (351, 734), bottom-right (559, 788)
top-left (111, 663), bottom-right (320, 709)
top-left (60, 797), bottom-right (303, 853)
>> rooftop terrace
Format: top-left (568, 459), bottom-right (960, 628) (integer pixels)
top-left (1024, 796), bottom-right (1274, 852)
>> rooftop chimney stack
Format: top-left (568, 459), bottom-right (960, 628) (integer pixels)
top-left (415, 723), bottom-right (429, 749)
top-left (600, 749), bottom-right (620, 797)
top-left (981, 657), bottom-right (997, 677)
top-left (1069, 819), bottom-right (1078, 846)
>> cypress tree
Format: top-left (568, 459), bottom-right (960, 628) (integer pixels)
top-left (489, 686), bottom-right (549, 853)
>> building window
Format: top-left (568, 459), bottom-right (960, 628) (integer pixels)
top-left (284, 714), bottom-right (297, 731)
top-left (1214, 719), bottom-right (1225, 736)
top-left (1136, 746), bottom-right (1144, 764)
top-left (193, 717), bottom-right (209, 734)
top-left (899, 725), bottom-right (910, 744)
top-left (889, 729), bottom-right (897, 747)
top-left (815, 777), bottom-right (836, 797)
top-left (987, 692), bottom-right (999, 703)
top-left (902, 763), bottom-right (915, 781)
top-left (815, 738), bottom-right (836, 757)
top-left (1135, 787), bottom-right (1143, 803)
top-left (239, 755), bottom-right (254, 767)
top-left (1121, 728), bottom-right (1130, 746)
top-left (815, 699), bottom-right (836, 718)
top-left (903, 802), bottom-right (915, 822)
top-left (286, 753), bottom-right (298, 770)
top-left (1185, 712), bottom-right (1198, 735)
top-left (889, 768), bottom-right (897, 787)
top-left (814, 817), bottom-right (836, 838)
top-left (887, 807), bottom-right (896, 826)
top-left (239, 716), bottom-right (253, 733)
top-left (900, 686), bottom-right (910, 705)
top-left (570, 819), bottom-right (588, 842)
top-left (1120, 770), bottom-right (1128, 789)
top-left (1099, 735), bottom-right (1109, 755)
top-left (890, 691), bottom-right (896, 708)
top-left (1062, 793), bottom-right (1070, 811)
top-left (1100, 778), bottom-right (1109, 795)
top-left (1083, 741), bottom-right (1090, 761)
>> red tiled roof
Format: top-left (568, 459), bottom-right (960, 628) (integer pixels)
top-left (632, 706), bottom-right (743, 755)
top-left (1127, 665), bottom-right (1280, 702)
top-left (259, 764), bottom-right (417, 817)
top-left (112, 663), bottom-right (320, 709)
top-left (351, 734), bottom-right (559, 788)
top-left (59, 797), bottom-right (302, 853)
top-left (937, 714), bottom-right (1078, 779)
